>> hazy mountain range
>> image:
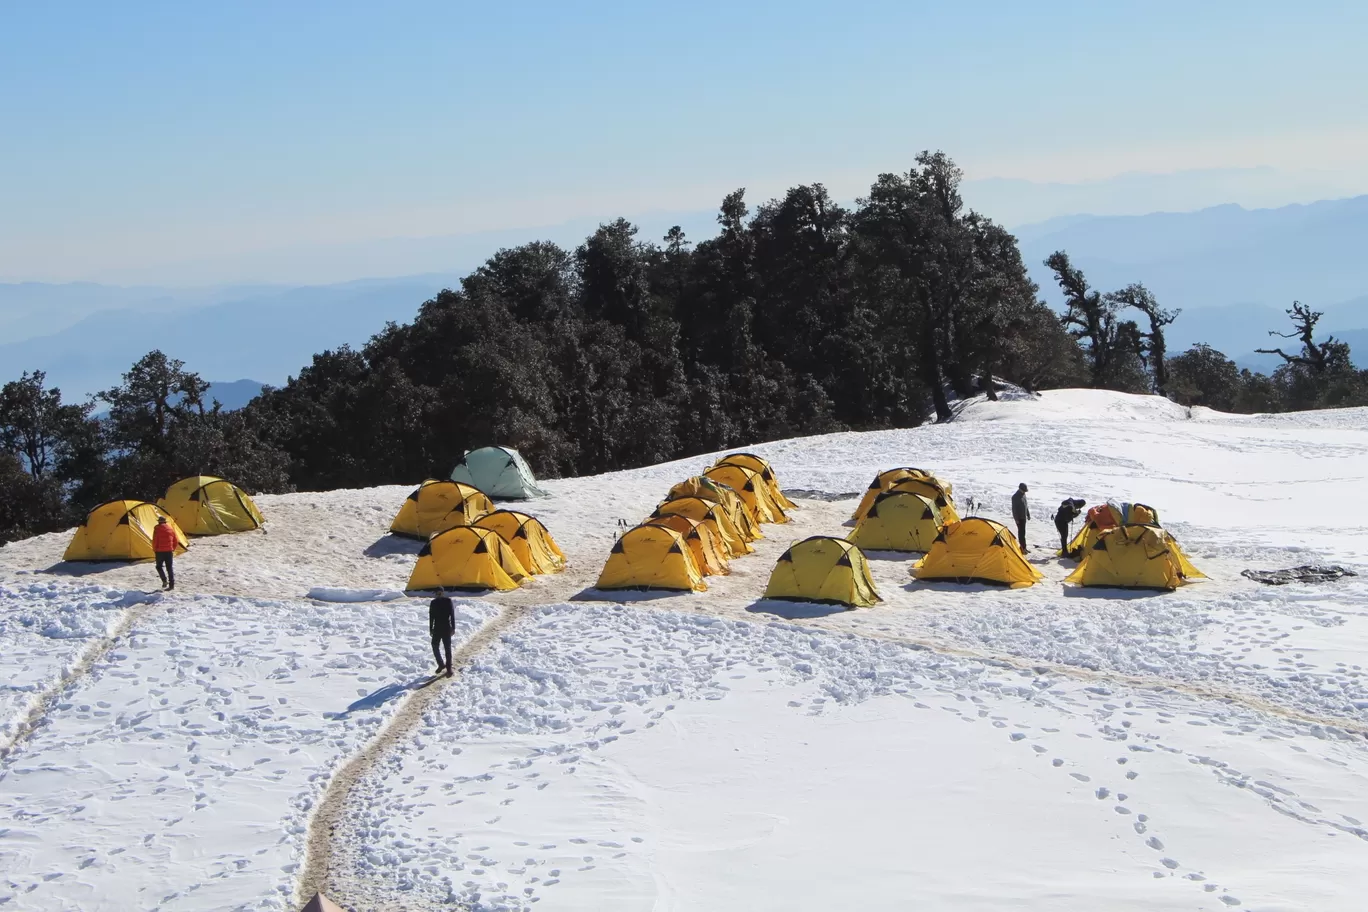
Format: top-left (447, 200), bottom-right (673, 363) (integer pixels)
top-left (1017, 194), bottom-right (1368, 371)
top-left (3, 194), bottom-right (1367, 402)
top-left (0, 277), bottom-right (465, 402)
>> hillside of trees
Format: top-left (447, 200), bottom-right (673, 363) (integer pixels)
top-left (4, 153), bottom-right (1367, 543)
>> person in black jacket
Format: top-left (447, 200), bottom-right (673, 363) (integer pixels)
top-left (1011, 483), bottom-right (1030, 550)
top-left (429, 587), bottom-right (455, 677)
top-left (1054, 498), bottom-right (1087, 552)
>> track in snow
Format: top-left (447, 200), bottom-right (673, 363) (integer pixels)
top-left (294, 604), bottom-right (532, 907)
top-left (0, 592), bottom-right (163, 761)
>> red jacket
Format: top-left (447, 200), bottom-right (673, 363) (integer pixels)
top-left (153, 522), bottom-right (180, 553)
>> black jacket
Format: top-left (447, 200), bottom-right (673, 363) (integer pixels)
top-left (1054, 499), bottom-right (1084, 526)
top-left (1011, 489), bottom-right (1030, 522)
top-left (429, 596), bottom-right (455, 636)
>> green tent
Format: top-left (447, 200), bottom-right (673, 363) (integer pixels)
top-left (450, 446), bottom-right (548, 499)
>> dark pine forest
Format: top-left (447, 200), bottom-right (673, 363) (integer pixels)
top-left (3, 154), bottom-right (1367, 542)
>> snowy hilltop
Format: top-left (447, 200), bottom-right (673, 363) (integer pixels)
top-left (2, 389), bottom-right (1368, 911)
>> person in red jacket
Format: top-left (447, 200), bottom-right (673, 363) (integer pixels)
top-left (153, 516), bottom-right (180, 590)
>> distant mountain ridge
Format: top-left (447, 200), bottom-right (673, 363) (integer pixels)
top-left (1017, 195), bottom-right (1368, 359)
top-left (0, 276), bottom-right (464, 399)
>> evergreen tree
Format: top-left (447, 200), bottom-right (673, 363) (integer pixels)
top-left (1046, 252), bottom-right (1148, 392)
top-left (1106, 284), bottom-right (1179, 394)
top-left (1257, 302), bottom-right (1368, 409)
top-left (1166, 344), bottom-right (1242, 411)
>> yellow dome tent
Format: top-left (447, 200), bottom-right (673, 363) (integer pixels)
top-left (405, 526), bottom-right (529, 592)
top-left (704, 464), bottom-right (789, 524)
top-left (847, 491), bottom-right (945, 552)
top-left (852, 468), bottom-right (956, 522)
top-left (1065, 524), bottom-right (1206, 591)
top-left (665, 477), bottom-right (763, 542)
top-left (711, 452), bottom-right (797, 511)
top-left (912, 518), bottom-right (1042, 588)
top-left (652, 497), bottom-right (753, 556)
top-left (158, 475), bottom-right (264, 535)
top-left (595, 524), bottom-right (707, 592)
top-left (762, 536), bottom-right (881, 608)
top-left (645, 514), bottom-right (730, 576)
top-left (473, 510), bottom-right (566, 575)
top-left (390, 480), bottom-right (495, 539)
top-left (63, 500), bottom-right (188, 562)
top-left (884, 478), bottom-right (959, 523)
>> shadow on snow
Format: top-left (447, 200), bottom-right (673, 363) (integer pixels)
top-left (745, 599), bottom-right (851, 620)
top-left (40, 559), bottom-right (146, 577)
top-left (364, 535), bottom-right (423, 559)
top-left (325, 675), bottom-right (439, 719)
top-left (570, 587), bottom-right (696, 603)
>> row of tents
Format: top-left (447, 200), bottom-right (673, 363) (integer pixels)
top-left (844, 467), bottom-right (1041, 590)
top-left (60, 446), bottom-right (548, 566)
top-left (387, 452), bottom-right (565, 592)
top-left (403, 508), bottom-right (567, 591)
top-left (596, 454), bottom-right (794, 592)
top-left (846, 466), bottom-right (1204, 592)
top-left (588, 456), bottom-right (887, 608)
top-left (63, 476), bottom-right (265, 561)
top-left (588, 459), bottom-right (1207, 608)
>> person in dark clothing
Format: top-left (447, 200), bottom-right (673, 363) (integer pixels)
top-left (152, 516), bottom-right (180, 590)
top-left (1011, 483), bottom-right (1030, 551)
top-left (1054, 498), bottom-right (1087, 552)
top-left (429, 587), bottom-right (455, 677)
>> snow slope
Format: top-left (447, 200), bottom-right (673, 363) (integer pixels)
top-left (331, 605), bottom-right (1368, 911)
top-left (1, 389), bottom-right (1366, 910)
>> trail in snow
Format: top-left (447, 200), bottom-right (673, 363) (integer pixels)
top-left (0, 582), bottom-right (162, 756)
top-left (0, 593), bottom-right (492, 911)
top-left (294, 604), bottom-right (531, 906)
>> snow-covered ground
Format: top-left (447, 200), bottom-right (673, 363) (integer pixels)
top-left (1, 389), bottom-right (1366, 910)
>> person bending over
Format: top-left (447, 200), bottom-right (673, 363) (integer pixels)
top-left (1054, 498), bottom-right (1087, 553)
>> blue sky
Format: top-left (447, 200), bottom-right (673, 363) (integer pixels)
top-left (3, 0), bottom-right (1368, 284)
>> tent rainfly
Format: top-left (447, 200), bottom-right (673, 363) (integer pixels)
top-left (63, 500), bottom-right (188, 562)
top-left (158, 475), bottom-right (264, 535)
top-left (450, 446), bottom-right (548, 499)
